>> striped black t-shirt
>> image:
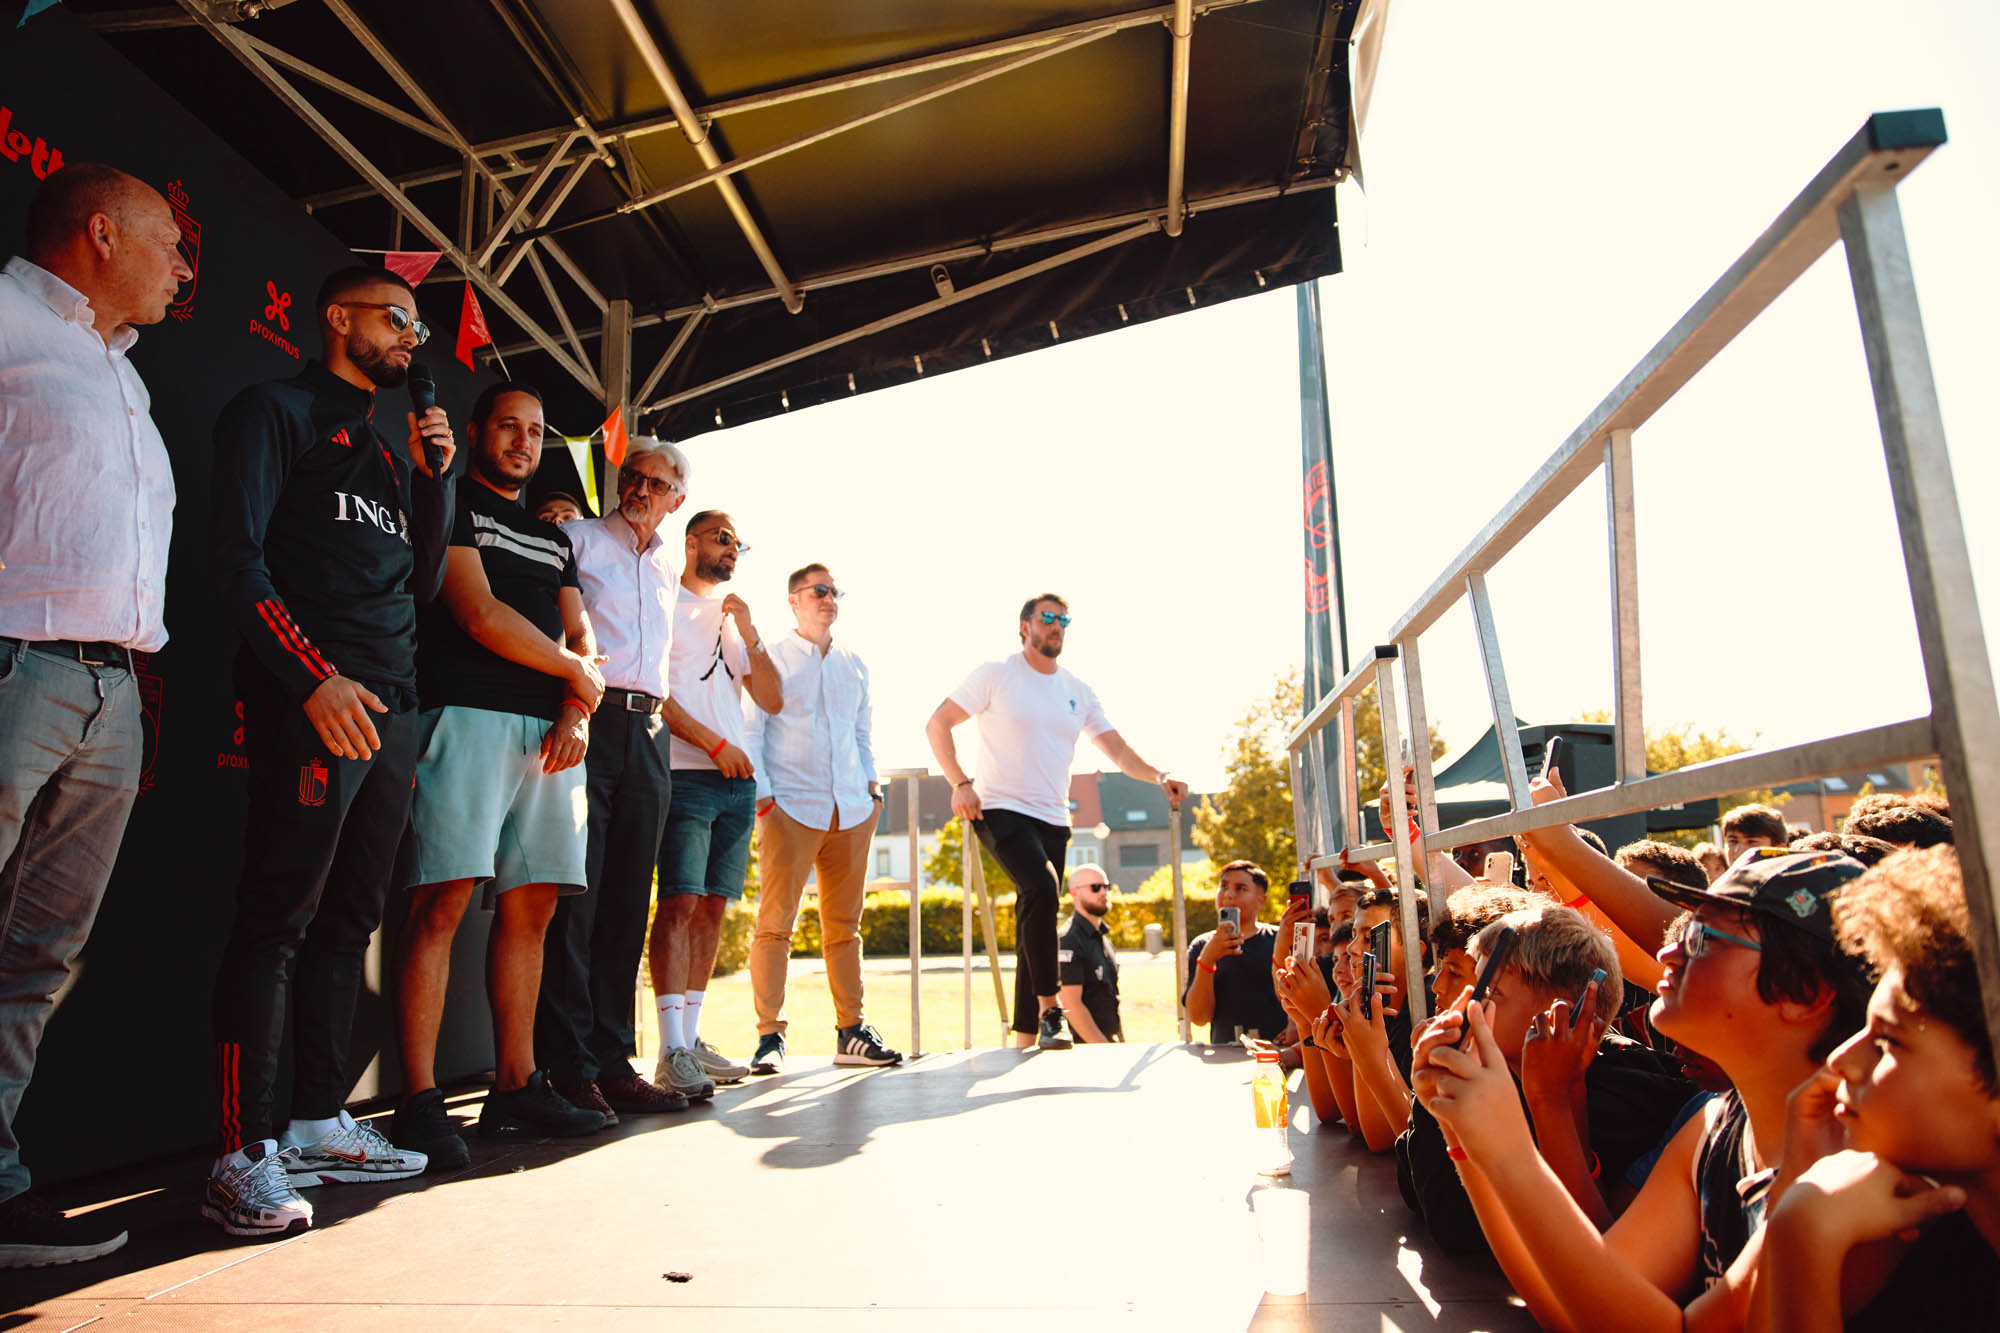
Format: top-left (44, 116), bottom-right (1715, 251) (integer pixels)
top-left (417, 479), bottom-right (578, 720)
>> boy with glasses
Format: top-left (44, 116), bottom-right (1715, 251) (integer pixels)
top-left (925, 594), bottom-right (1186, 1049)
top-left (743, 564), bottom-right (898, 1072)
top-left (652, 511), bottom-right (782, 1097)
top-left (204, 266), bottom-right (456, 1236)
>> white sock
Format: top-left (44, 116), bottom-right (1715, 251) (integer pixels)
top-left (657, 993), bottom-right (687, 1051)
top-left (684, 990), bottom-right (705, 1045)
top-left (284, 1115), bottom-right (343, 1145)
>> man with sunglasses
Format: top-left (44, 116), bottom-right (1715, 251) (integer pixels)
top-left (926, 594), bottom-right (1187, 1050)
top-left (204, 266), bottom-right (455, 1236)
top-left (534, 439), bottom-right (694, 1121)
top-left (742, 564), bottom-right (898, 1074)
top-left (651, 511), bottom-right (782, 1097)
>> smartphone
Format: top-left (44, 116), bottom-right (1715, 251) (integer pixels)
top-left (1288, 878), bottom-right (1313, 910)
top-left (1570, 966), bottom-right (1608, 1028)
top-left (1542, 734), bottom-right (1564, 782)
top-left (1483, 850), bottom-right (1516, 885)
top-left (1358, 952), bottom-right (1377, 1020)
top-left (1368, 920), bottom-right (1392, 973)
top-left (1218, 906), bottom-right (1240, 933)
top-left (1292, 921), bottom-right (1314, 968)
top-left (1453, 925), bottom-right (1520, 1048)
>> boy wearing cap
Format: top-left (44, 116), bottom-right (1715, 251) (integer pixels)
top-left (1415, 849), bottom-right (1872, 1332)
top-left (1753, 846), bottom-right (2000, 1330)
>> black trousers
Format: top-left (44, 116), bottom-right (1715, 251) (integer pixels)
top-left (975, 808), bottom-right (1070, 1035)
top-left (211, 668), bottom-right (419, 1151)
top-left (535, 705), bottom-right (671, 1083)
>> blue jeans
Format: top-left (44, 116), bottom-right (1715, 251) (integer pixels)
top-left (657, 770), bottom-right (755, 900)
top-left (0, 641), bottom-right (142, 1203)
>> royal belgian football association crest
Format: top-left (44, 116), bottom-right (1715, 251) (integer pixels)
top-left (167, 179), bottom-right (200, 323)
top-left (299, 758), bottom-right (328, 808)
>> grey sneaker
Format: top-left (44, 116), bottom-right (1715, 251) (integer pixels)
top-left (280, 1111), bottom-right (427, 1186)
top-left (655, 1046), bottom-right (716, 1100)
top-left (1037, 1007), bottom-right (1073, 1051)
top-left (691, 1038), bottom-right (750, 1083)
top-left (202, 1140), bottom-right (314, 1237)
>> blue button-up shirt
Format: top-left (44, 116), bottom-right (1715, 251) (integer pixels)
top-left (746, 629), bottom-right (877, 831)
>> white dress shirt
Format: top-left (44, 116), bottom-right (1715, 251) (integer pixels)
top-left (564, 512), bottom-right (676, 698)
top-left (666, 585), bottom-right (752, 771)
top-left (0, 256), bottom-right (176, 650)
top-left (746, 629), bottom-right (877, 831)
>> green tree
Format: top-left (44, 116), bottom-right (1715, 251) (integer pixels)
top-left (1352, 680), bottom-right (1448, 810)
top-left (924, 815), bottom-right (1007, 892)
top-left (1578, 714), bottom-right (1786, 848)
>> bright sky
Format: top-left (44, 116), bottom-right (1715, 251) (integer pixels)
top-left (675, 1), bottom-right (2000, 794)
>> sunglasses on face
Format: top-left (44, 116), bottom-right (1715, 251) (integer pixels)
top-left (619, 468), bottom-right (683, 497)
top-left (1678, 916), bottom-right (1762, 958)
top-left (696, 528), bottom-right (750, 554)
top-left (338, 301), bottom-right (430, 345)
top-left (1036, 611), bottom-right (1072, 626)
top-left (801, 584), bottom-right (844, 601)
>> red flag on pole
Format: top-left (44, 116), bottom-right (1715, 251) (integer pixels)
top-left (455, 280), bottom-right (493, 371)
top-left (598, 405), bottom-right (629, 467)
top-left (379, 251), bottom-right (443, 285)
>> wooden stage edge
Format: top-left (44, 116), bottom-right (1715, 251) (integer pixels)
top-left (5, 1043), bottom-right (1534, 1331)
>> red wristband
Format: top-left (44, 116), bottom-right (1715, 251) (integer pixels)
top-left (706, 737), bottom-right (727, 760)
top-left (1198, 961), bottom-right (1217, 975)
top-left (1564, 895), bottom-right (1589, 909)
top-left (559, 697), bottom-right (588, 718)
top-left (1447, 1146), bottom-right (1468, 1162)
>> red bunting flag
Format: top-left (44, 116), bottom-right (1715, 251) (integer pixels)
top-left (598, 404), bottom-right (629, 467)
top-left (379, 250), bottom-right (443, 285)
top-left (455, 280), bottom-right (493, 371)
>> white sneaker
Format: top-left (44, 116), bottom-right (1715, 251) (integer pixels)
top-left (655, 1046), bottom-right (716, 1100)
top-left (202, 1140), bottom-right (314, 1237)
top-left (280, 1111), bottom-right (427, 1187)
top-left (691, 1038), bottom-right (750, 1083)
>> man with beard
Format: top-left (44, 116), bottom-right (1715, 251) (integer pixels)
top-left (534, 440), bottom-right (692, 1121)
top-left (925, 595), bottom-right (1186, 1049)
top-left (0, 163), bottom-right (188, 1269)
top-left (389, 381), bottom-right (609, 1164)
top-left (652, 511), bottom-right (781, 1097)
top-left (205, 266), bottom-right (454, 1237)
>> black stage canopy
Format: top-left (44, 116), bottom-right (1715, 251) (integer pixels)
top-left (68, 0), bottom-right (1385, 442)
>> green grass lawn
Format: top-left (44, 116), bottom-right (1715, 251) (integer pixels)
top-left (641, 951), bottom-right (1195, 1063)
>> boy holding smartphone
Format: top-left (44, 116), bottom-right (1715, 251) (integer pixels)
top-left (1183, 861), bottom-right (1286, 1044)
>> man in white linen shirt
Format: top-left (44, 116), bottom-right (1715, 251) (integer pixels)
top-left (534, 439), bottom-right (693, 1120)
top-left (0, 163), bottom-right (189, 1269)
top-left (925, 594), bottom-right (1187, 1051)
top-left (743, 563), bottom-right (900, 1075)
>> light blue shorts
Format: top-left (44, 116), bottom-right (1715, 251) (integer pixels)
top-left (406, 706), bottom-right (588, 906)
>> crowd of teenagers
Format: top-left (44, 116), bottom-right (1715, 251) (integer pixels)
top-left (1184, 780), bottom-right (1995, 1330)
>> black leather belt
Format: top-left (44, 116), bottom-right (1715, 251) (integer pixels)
top-left (603, 686), bottom-right (663, 715)
top-left (8, 637), bottom-right (133, 669)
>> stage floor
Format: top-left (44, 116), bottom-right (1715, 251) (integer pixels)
top-left (8, 1044), bottom-right (1532, 1330)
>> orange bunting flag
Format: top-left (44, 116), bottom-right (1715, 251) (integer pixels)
top-left (598, 404), bottom-right (629, 466)
top-left (379, 250), bottom-right (443, 285)
top-left (454, 280), bottom-right (493, 371)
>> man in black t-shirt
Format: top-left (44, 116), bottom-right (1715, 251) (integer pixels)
top-left (1183, 861), bottom-right (1288, 1044)
top-left (205, 267), bottom-right (455, 1238)
top-left (1058, 866), bottom-right (1121, 1042)
top-left (387, 382), bottom-right (610, 1162)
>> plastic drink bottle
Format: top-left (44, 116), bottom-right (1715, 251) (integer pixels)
top-left (1252, 1049), bottom-right (1291, 1176)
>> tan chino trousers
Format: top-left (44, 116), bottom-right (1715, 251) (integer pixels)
top-left (751, 804), bottom-right (874, 1035)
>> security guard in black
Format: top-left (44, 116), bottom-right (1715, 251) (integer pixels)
top-left (1058, 910), bottom-right (1121, 1041)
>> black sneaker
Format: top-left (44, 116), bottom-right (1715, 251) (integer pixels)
top-left (389, 1087), bottom-right (471, 1170)
top-left (0, 1192), bottom-right (128, 1269)
top-left (477, 1071), bottom-right (606, 1139)
top-left (834, 1023), bottom-right (902, 1066)
top-left (751, 1032), bottom-right (786, 1075)
top-left (1036, 1008), bottom-right (1073, 1051)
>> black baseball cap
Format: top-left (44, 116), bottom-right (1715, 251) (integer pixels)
top-left (1647, 847), bottom-right (1866, 942)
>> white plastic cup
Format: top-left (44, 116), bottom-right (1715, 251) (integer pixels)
top-left (1252, 1185), bottom-right (1311, 1296)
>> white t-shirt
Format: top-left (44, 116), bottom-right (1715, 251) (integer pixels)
top-left (666, 585), bottom-right (752, 771)
top-left (949, 654), bottom-right (1113, 826)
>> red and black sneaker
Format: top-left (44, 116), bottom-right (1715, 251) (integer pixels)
top-left (598, 1068), bottom-right (690, 1115)
top-left (552, 1078), bottom-right (620, 1127)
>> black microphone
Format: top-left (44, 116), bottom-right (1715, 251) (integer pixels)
top-left (407, 360), bottom-right (441, 478)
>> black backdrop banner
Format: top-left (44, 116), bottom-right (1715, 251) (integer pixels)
top-left (4, 10), bottom-right (503, 1185)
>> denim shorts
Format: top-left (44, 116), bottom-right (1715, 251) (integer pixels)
top-left (405, 706), bottom-right (588, 906)
top-left (657, 768), bottom-right (756, 900)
